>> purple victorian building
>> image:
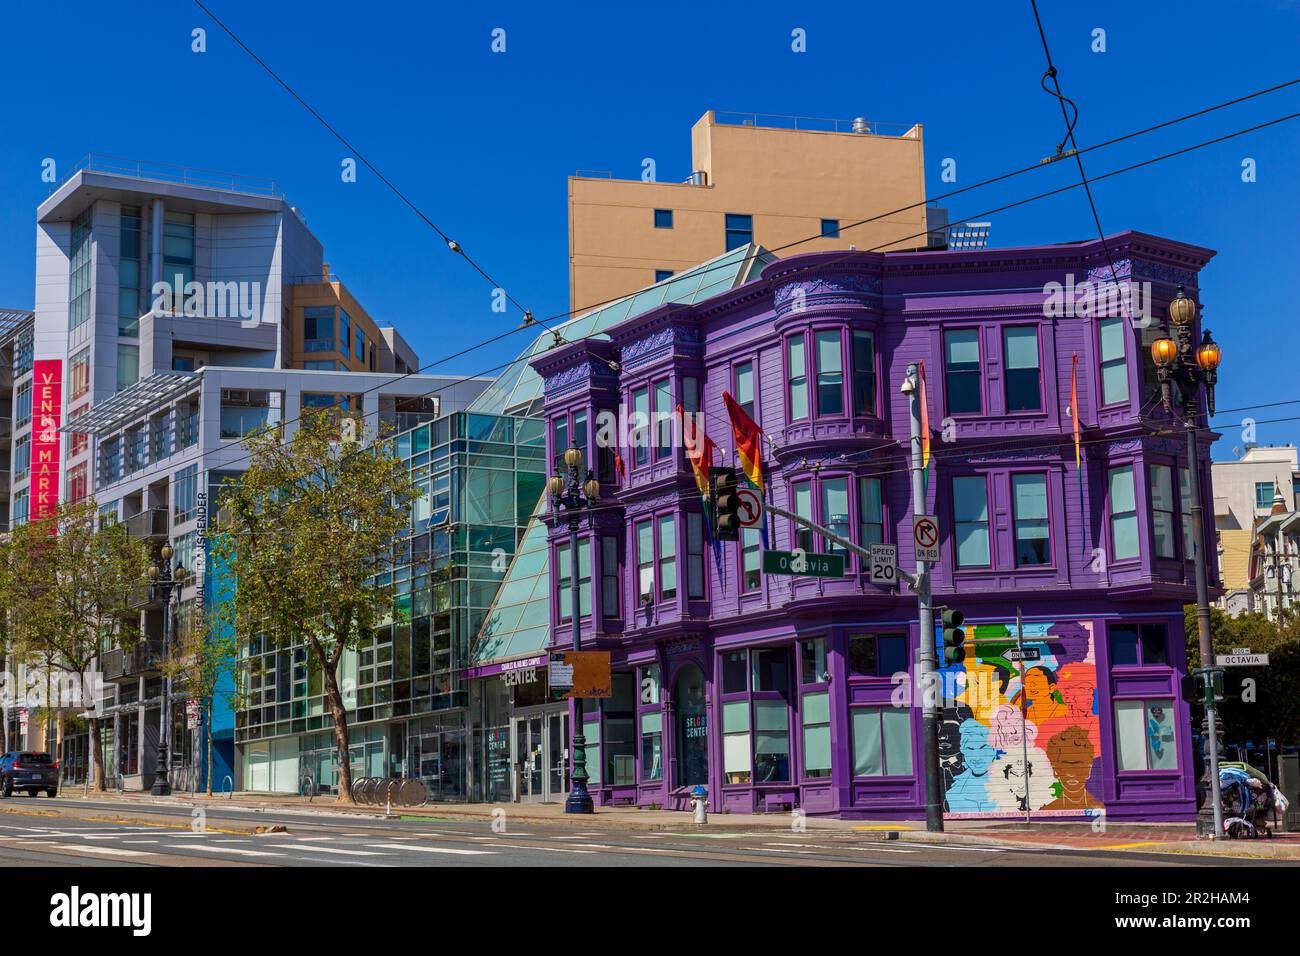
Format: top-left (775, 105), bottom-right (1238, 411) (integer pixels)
top-left (532, 232), bottom-right (1217, 821)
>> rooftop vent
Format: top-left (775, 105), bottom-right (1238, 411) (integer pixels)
top-left (851, 117), bottom-right (871, 134)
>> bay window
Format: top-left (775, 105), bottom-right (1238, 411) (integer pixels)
top-left (1179, 467), bottom-right (1195, 558)
top-left (858, 477), bottom-right (884, 547)
top-left (814, 330), bottom-right (844, 415)
top-left (632, 387), bottom-right (650, 466)
top-left (953, 475), bottom-right (991, 568)
top-left (635, 520), bottom-right (654, 603)
top-left (944, 328), bottom-right (981, 414)
top-left (556, 537), bottom-right (592, 621)
top-left (792, 482), bottom-right (813, 553)
top-left (657, 514), bottom-right (676, 600)
top-left (1099, 318), bottom-right (1129, 405)
top-left (1012, 473), bottom-right (1050, 566)
top-left (852, 330), bottom-right (876, 415)
top-left (735, 361), bottom-right (755, 420)
top-left (1003, 326), bottom-right (1042, 411)
top-left (1109, 465), bottom-right (1139, 561)
top-left (687, 512), bottom-right (705, 599)
top-left (1150, 464), bottom-right (1176, 559)
top-left (820, 477), bottom-right (849, 555)
top-left (654, 379), bottom-right (672, 459)
top-left (741, 526), bottom-right (761, 592)
top-left (788, 336), bottom-right (808, 420)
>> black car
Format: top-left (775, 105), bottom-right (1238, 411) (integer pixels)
top-left (0, 752), bottom-right (58, 797)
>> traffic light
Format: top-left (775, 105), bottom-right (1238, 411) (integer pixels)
top-left (941, 608), bottom-right (966, 666)
top-left (712, 468), bottom-right (741, 541)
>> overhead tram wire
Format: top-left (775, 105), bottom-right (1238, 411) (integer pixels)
top-left (527, 75), bottom-right (1300, 328)
top-left (190, 0), bottom-right (559, 340)
top-left (1027, 0), bottom-right (1128, 327)
top-left (183, 100), bottom-right (1300, 482)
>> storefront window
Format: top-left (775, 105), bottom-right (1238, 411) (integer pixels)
top-left (800, 639), bottom-right (828, 685)
top-left (674, 663), bottom-right (708, 786)
top-left (583, 718), bottom-right (601, 786)
top-left (802, 691), bottom-right (831, 778)
top-left (752, 648), bottom-right (789, 692)
top-left (754, 699), bottom-right (790, 783)
top-left (640, 712), bottom-right (663, 781)
top-left (640, 664), bottom-right (661, 705)
top-left (1116, 699), bottom-right (1177, 772)
top-left (849, 633), bottom-right (908, 677)
top-left (723, 701), bottom-right (751, 784)
top-left (721, 650), bottom-right (747, 694)
top-left (852, 708), bottom-right (912, 777)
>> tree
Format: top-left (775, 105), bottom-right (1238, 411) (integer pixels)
top-left (207, 411), bottom-right (418, 803)
top-left (1185, 605), bottom-right (1300, 747)
top-left (163, 602), bottom-right (243, 795)
top-left (0, 502), bottom-right (150, 790)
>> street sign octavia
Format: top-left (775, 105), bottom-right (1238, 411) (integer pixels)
top-left (762, 548), bottom-right (845, 578)
top-left (1216, 651), bottom-right (1269, 667)
top-left (913, 514), bottom-right (940, 563)
top-left (868, 544), bottom-right (897, 586)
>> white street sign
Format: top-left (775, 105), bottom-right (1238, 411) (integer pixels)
top-left (1216, 653), bottom-right (1269, 667)
top-left (736, 488), bottom-right (764, 528)
top-left (913, 514), bottom-right (940, 563)
top-left (869, 544), bottom-right (898, 587)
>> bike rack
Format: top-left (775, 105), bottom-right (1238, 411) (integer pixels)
top-left (222, 774), bottom-right (234, 799)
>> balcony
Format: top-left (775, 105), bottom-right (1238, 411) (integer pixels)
top-left (126, 583), bottom-right (161, 611)
top-left (103, 640), bottom-right (166, 681)
top-left (124, 508), bottom-right (169, 541)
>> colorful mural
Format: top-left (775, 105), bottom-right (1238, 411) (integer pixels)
top-left (938, 620), bottom-right (1101, 817)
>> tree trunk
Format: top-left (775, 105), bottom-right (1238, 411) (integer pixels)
top-left (322, 665), bottom-right (353, 803)
top-left (88, 716), bottom-right (105, 792)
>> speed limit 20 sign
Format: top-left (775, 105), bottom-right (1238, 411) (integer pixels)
top-left (869, 544), bottom-right (897, 586)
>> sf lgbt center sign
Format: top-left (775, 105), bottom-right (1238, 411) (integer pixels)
top-left (31, 359), bottom-right (63, 522)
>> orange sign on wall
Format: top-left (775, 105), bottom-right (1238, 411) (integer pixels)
top-left (30, 359), bottom-right (63, 524)
top-left (556, 651), bottom-right (612, 699)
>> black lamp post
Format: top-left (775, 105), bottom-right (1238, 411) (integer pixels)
top-left (547, 443), bottom-right (600, 814)
top-left (147, 544), bottom-right (185, 797)
top-left (1150, 286), bottom-right (1224, 839)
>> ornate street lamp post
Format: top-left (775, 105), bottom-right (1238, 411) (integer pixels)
top-left (547, 444), bottom-right (600, 814)
top-left (147, 544), bottom-right (186, 797)
top-left (1150, 286), bottom-right (1224, 839)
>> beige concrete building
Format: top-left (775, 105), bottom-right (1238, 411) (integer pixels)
top-left (568, 111), bottom-right (931, 313)
top-left (1212, 445), bottom-right (1300, 532)
top-left (1212, 445), bottom-right (1300, 614)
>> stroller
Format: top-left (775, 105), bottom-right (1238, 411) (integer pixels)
top-left (1218, 762), bottom-right (1289, 838)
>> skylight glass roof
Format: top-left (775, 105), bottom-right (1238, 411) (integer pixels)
top-left (470, 494), bottom-right (552, 665)
top-left (468, 243), bottom-right (773, 417)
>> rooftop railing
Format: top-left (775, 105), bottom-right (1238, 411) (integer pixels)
top-left (64, 153), bottom-right (280, 197)
top-left (711, 111), bottom-right (917, 138)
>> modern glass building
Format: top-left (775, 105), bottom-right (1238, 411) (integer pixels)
top-left (235, 411), bottom-right (545, 796)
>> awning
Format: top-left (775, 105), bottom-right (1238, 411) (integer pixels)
top-left (65, 372), bottom-right (200, 436)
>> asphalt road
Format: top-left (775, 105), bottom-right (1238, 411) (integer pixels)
top-left (0, 797), bottom-right (1286, 867)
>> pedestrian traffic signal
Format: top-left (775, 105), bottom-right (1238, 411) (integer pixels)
top-left (1195, 669), bottom-right (1225, 704)
top-left (713, 468), bottom-right (741, 541)
top-left (941, 608), bottom-right (966, 666)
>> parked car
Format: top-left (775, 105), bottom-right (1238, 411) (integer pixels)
top-left (0, 752), bottom-right (58, 797)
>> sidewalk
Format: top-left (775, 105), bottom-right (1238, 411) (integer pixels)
top-left (49, 788), bottom-right (1300, 860)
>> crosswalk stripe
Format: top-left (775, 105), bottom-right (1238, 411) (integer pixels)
top-left (476, 843), bottom-right (596, 854)
top-left (45, 844), bottom-right (151, 857)
top-left (163, 844), bottom-right (282, 857)
top-left (265, 844), bottom-right (382, 856)
top-left (365, 843), bottom-right (493, 855)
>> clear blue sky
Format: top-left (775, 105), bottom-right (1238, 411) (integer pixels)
top-left (2, 0), bottom-right (1297, 457)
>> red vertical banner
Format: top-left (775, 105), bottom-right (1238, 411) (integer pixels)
top-left (30, 359), bottom-right (63, 525)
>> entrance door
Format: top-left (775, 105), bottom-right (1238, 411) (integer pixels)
top-left (513, 711), bottom-right (570, 802)
top-left (515, 716), bottom-right (544, 799)
top-left (547, 710), bottom-right (569, 798)
top-left (674, 664), bottom-right (709, 787)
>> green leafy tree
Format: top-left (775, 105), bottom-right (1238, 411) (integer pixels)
top-left (0, 501), bottom-right (150, 790)
top-left (1185, 605), bottom-right (1300, 746)
top-left (163, 602), bottom-right (244, 795)
top-left (207, 412), bottom-right (417, 803)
